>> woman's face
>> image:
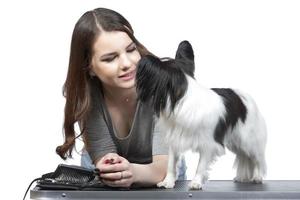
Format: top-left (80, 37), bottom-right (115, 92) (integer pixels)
top-left (90, 31), bottom-right (141, 90)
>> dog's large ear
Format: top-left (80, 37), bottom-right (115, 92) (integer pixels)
top-left (175, 40), bottom-right (195, 78)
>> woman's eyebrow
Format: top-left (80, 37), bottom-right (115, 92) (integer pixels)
top-left (100, 42), bottom-right (135, 60)
top-left (126, 42), bottom-right (135, 49)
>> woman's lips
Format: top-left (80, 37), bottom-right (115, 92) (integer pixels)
top-left (118, 70), bottom-right (136, 81)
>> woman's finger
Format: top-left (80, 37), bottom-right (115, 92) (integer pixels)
top-left (100, 170), bottom-right (132, 180)
top-left (100, 153), bottom-right (122, 164)
top-left (99, 162), bottom-right (128, 173)
top-left (100, 171), bottom-right (123, 180)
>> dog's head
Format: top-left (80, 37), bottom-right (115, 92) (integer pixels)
top-left (136, 40), bottom-right (195, 116)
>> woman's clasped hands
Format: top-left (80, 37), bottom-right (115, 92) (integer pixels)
top-left (97, 153), bottom-right (135, 188)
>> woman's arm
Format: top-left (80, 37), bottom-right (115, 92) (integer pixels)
top-left (131, 155), bottom-right (168, 186)
top-left (96, 153), bottom-right (168, 188)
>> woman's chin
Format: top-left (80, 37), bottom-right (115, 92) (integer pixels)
top-left (118, 80), bottom-right (136, 89)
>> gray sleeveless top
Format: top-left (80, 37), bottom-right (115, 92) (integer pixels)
top-left (85, 84), bottom-right (168, 164)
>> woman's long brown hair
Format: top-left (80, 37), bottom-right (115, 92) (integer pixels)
top-left (56, 8), bottom-right (152, 159)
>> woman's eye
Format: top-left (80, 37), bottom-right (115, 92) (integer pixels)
top-left (127, 46), bottom-right (137, 53)
top-left (101, 56), bottom-right (116, 62)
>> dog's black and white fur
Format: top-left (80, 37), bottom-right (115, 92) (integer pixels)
top-left (136, 41), bottom-right (267, 190)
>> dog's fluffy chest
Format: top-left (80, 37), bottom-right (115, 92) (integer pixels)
top-left (161, 119), bottom-right (214, 152)
top-left (159, 79), bottom-right (226, 152)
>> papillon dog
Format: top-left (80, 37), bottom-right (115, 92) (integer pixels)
top-left (136, 41), bottom-right (267, 190)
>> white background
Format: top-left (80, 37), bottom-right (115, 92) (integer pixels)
top-left (0, 0), bottom-right (299, 199)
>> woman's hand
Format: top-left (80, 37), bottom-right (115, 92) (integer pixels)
top-left (96, 153), bottom-right (135, 188)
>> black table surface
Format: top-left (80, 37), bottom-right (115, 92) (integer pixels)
top-left (30, 180), bottom-right (300, 199)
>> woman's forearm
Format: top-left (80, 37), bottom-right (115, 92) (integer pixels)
top-left (131, 155), bottom-right (168, 186)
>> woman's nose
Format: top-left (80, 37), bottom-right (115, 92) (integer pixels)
top-left (119, 54), bottom-right (132, 70)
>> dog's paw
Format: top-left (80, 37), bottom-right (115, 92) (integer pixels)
top-left (233, 177), bottom-right (242, 183)
top-left (157, 180), bottom-right (175, 189)
top-left (251, 176), bottom-right (263, 184)
top-left (189, 180), bottom-right (203, 190)
top-left (234, 176), bottom-right (248, 183)
top-left (234, 176), bottom-right (263, 184)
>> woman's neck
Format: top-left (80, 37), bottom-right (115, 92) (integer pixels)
top-left (102, 86), bottom-right (137, 107)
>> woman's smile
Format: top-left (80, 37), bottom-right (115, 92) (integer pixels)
top-left (118, 69), bottom-right (136, 81)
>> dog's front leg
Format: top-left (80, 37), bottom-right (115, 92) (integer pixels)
top-left (157, 147), bottom-right (179, 188)
top-left (189, 151), bottom-right (214, 190)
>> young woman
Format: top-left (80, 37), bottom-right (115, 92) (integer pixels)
top-left (56, 7), bottom-right (186, 188)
